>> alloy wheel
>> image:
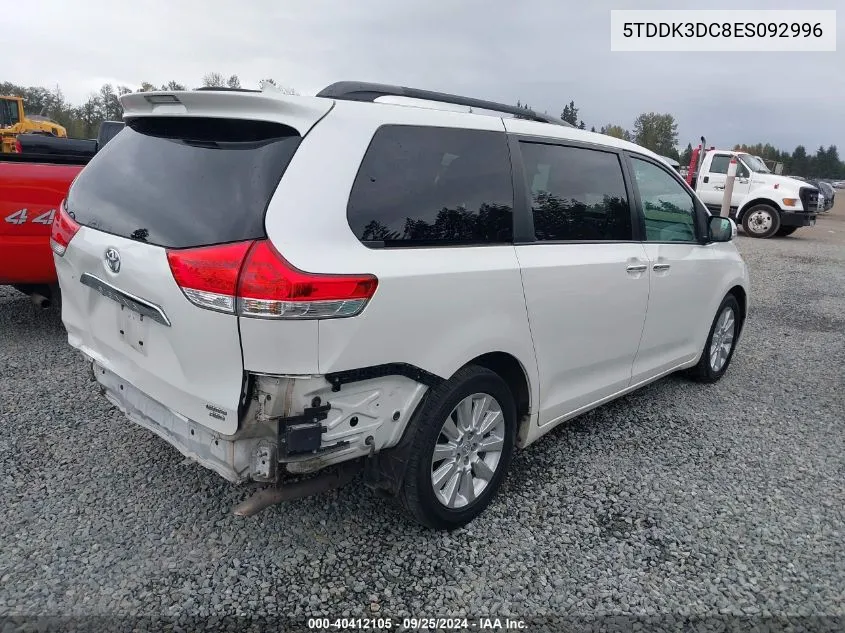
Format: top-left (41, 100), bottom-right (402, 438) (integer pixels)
top-left (430, 393), bottom-right (506, 509)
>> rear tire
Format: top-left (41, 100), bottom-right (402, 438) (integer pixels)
top-left (775, 227), bottom-right (798, 237)
top-left (397, 365), bottom-right (516, 530)
top-left (741, 204), bottom-right (780, 239)
top-left (686, 294), bottom-right (742, 383)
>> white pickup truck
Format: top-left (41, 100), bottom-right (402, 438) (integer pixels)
top-left (691, 150), bottom-right (821, 238)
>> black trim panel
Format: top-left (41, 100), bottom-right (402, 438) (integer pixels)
top-left (513, 239), bottom-right (638, 246)
top-left (325, 363), bottom-right (444, 392)
top-left (507, 134), bottom-right (534, 243)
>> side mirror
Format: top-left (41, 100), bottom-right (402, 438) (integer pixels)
top-left (709, 216), bottom-right (736, 242)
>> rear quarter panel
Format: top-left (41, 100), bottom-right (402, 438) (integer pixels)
top-left (258, 102), bottom-right (539, 414)
top-left (0, 161), bottom-right (81, 284)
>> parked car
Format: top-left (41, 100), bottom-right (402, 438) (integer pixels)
top-left (0, 121), bottom-right (124, 307)
top-left (789, 177), bottom-right (834, 212)
top-left (686, 148), bottom-right (819, 238)
top-left (813, 180), bottom-right (835, 211)
top-left (52, 83), bottom-right (749, 529)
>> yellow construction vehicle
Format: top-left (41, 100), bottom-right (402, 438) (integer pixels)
top-left (0, 96), bottom-right (67, 153)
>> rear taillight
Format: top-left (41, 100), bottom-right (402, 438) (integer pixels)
top-left (50, 201), bottom-right (80, 256)
top-left (166, 239), bottom-right (378, 320)
top-left (14, 139), bottom-right (22, 154)
top-left (166, 241), bottom-right (252, 313)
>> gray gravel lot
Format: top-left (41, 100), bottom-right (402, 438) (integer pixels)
top-left (1, 203), bottom-right (844, 629)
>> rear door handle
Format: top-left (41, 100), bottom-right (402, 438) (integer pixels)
top-left (653, 264), bottom-right (671, 272)
top-left (626, 264), bottom-right (648, 273)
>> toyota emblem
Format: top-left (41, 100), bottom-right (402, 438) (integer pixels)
top-left (104, 247), bottom-right (121, 273)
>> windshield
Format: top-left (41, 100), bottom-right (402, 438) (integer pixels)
top-left (739, 153), bottom-right (770, 174)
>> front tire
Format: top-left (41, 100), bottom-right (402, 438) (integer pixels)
top-left (687, 295), bottom-right (742, 383)
top-left (398, 365), bottom-right (516, 530)
top-left (741, 204), bottom-right (780, 238)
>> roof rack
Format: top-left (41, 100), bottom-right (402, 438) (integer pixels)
top-left (316, 81), bottom-right (573, 127)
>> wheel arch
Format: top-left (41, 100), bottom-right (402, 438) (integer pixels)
top-left (459, 351), bottom-right (532, 423)
top-left (362, 351), bottom-right (533, 500)
top-left (726, 285), bottom-right (747, 338)
top-left (736, 196), bottom-right (781, 221)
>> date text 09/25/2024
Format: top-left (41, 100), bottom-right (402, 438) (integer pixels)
top-left (307, 616), bottom-right (527, 630)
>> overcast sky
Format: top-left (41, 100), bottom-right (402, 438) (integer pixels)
top-left (6, 0), bottom-right (842, 153)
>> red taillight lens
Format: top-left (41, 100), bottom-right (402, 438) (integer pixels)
top-left (166, 239), bottom-right (378, 319)
top-left (50, 201), bottom-right (80, 256)
top-left (166, 241), bottom-right (252, 313)
top-left (14, 139), bottom-right (22, 154)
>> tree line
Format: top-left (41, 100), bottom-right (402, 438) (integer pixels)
top-left (3, 78), bottom-right (841, 179)
top-left (517, 99), bottom-right (844, 179)
top-left (0, 74), bottom-right (295, 139)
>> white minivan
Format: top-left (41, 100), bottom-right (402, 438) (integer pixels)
top-left (52, 82), bottom-right (749, 529)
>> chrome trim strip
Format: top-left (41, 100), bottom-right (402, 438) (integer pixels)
top-left (80, 273), bottom-right (172, 327)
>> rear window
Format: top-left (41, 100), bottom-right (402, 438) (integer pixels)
top-left (66, 117), bottom-right (301, 249)
top-left (347, 125), bottom-right (514, 247)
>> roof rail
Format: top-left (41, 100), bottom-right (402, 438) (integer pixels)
top-left (195, 86), bottom-right (262, 93)
top-left (316, 81), bottom-right (573, 127)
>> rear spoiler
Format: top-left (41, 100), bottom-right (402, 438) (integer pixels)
top-left (119, 90), bottom-right (334, 137)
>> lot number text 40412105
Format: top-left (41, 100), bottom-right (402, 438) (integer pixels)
top-left (306, 616), bottom-right (527, 630)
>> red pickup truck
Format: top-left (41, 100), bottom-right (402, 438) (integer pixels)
top-left (0, 122), bottom-right (123, 307)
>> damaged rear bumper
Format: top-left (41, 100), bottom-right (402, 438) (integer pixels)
top-left (90, 359), bottom-right (431, 484)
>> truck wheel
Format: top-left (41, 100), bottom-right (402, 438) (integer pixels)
top-left (741, 204), bottom-right (780, 238)
top-left (397, 365), bottom-right (516, 530)
top-left (686, 294), bottom-right (742, 383)
top-left (775, 227), bottom-right (798, 237)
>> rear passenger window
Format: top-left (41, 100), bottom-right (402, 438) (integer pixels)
top-left (347, 126), bottom-right (514, 247)
top-left (519, 143), bottom-right (633, 241)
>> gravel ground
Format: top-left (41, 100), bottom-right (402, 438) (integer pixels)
top-left (1, 202), bottom-right (844, 630)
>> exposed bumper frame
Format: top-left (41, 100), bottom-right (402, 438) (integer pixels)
top-left (89, 358), bottom-right (434, 485)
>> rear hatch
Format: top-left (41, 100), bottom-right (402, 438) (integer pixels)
top-left (54, 91), bottom-right (332, 435)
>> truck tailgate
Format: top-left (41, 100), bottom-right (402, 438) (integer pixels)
top-left (0, 161), bottom-right (81, 284)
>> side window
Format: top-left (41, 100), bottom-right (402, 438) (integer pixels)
top-left (631, 156), bottom-right (697, 242)
top-left (519, 143), bottom-right (632, 241)
top-left (709, 154), bottom-right (731, 174)
top-left (347, 126), bottom-right (514, 246)
top-left (8, 100), bottom-right (19, 126)
top-left (0, 100), bottom-right (15, 127)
